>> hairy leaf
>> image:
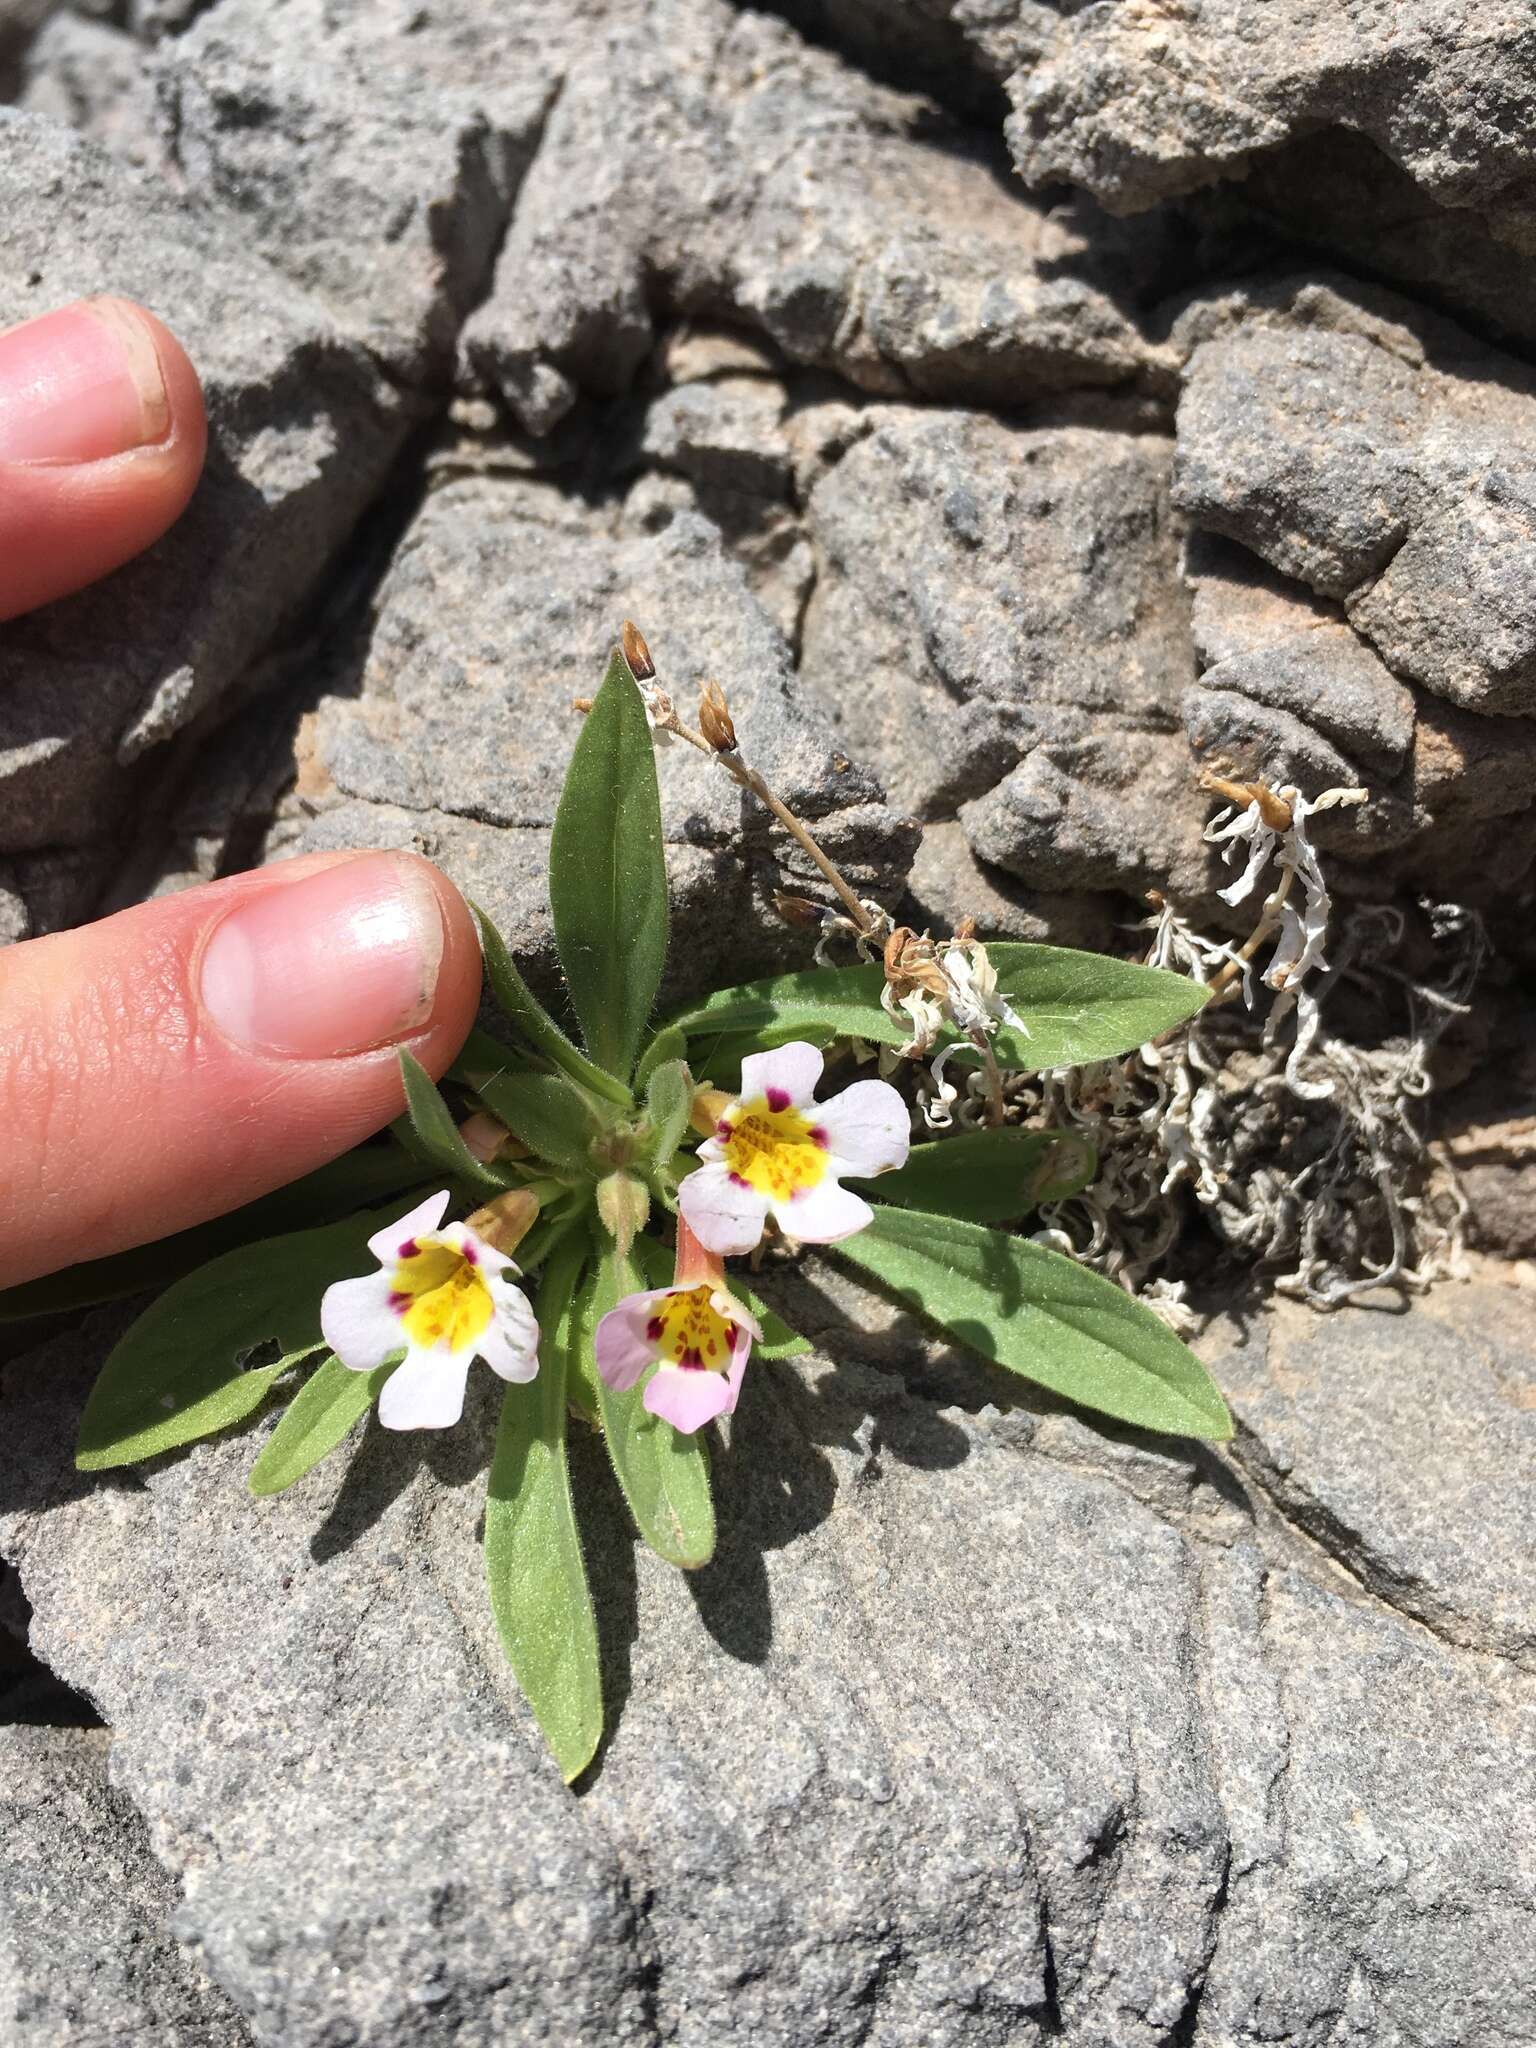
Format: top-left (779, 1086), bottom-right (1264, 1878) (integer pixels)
top-left (853, 1128), bottom-right (1096, 1223)
top-left (247, 1352), bottom-right (397, 1497)
top-left (633, 1023), bottom-right (688, 1094)
top-left (549, 647), bottom-right (669, 1079)
top-left (473, 907), bottom-right (632, 1107)
top-left (592, 1244), bottom-right (715, 1567)
top-left (644, 1059), bottom-right (694, 1178)
top-left (485, 1240), bottom-right (604, 1783)
top-left (834, 1207), bottom-right (1232, 1440)
top-left (984, 944), bottom-right (1207, 1069)
top-left (669, 944), bottom-right (1207, 1080)
top-left (398, 1049), bottom-right (503, 1192)
top-left (76, 1208), bottom-right (401, 1470)
top-left (472, 1069), bottom-right (606, 1177)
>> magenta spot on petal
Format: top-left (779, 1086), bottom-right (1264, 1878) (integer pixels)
top-left (462, 1242), bottom-right (478, 1265)
top-left (387, 1291), bottom-right (410, 1311)
top-left (679, 1348), bottom-right (705, 1371)
top-left (810, 1125), bottom-right (828, 1147)
top-left (646, 1317), bottom-right (664, 1342)
top-left (398, 1238), bottom-right (419, 1258)
top-left (716, 1118), bottom-right (733, 1139)
top-left (766, 1087), bottom-right (790, 1112)
top-left (728, 1171), bottom-right (750, 1189)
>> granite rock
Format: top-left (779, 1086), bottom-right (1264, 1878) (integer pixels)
top-left (990, 0), bottom-right (1536, 228)
top-left (269, 468), bottom-right (917, 992)
top-left (460, 0), bottom-right (1154, 437)
top-left (1172, 282), bottom-right (1536, 718)
top-left (2, 1279), bottom-right (1533, 2045)
top-left (1, 1719), bottom-right (250, 2045)
top-left (796, 399), bottom-right (1213, 903)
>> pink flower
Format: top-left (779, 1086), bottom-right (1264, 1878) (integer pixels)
top-left (321, 1191), bottom-right (539, 1430)
top-left (593, 1217), bottom-right (762, 1434)
top-left (677, 1040), bottom-right (909, 1256)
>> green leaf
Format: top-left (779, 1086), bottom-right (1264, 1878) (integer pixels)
top-left (485, 1240), bottom-right (604, 1783)
top-left (984, 944), bottom-right (1207, 1070)
top-left (473, 907), bottom-right (632, 1108)
top-left (549, 646), bottom-right (669, 1079)
top-left (643, 1059), bottom-right (693, 1178)
top-left (669, 945), bottom-right (1207, 1080)
top-left (397, 1049), bottom-right (503, 1192)
top-left (669, 967), bottom-right (885, 1057)
top-left (853, 1128), bottom-right (1096, 1224)
top-left (630, 1234), bottom-right (810, 1361)
top-left (472, 1068), bottom-right (606, 1177)
top-left (0, 1146), bottom-right (429, 1324)
top-left (247, 1352), bottom-right (397, 1497)
top-left (75, 1208), bottom-right (401, 1470)
top-left (634, 1023), bottom-right (688, 1094)
top-left (833, 1207), bottom-right (1232, 1441)
top-left (592, 1243), bottom-right (716, 1567)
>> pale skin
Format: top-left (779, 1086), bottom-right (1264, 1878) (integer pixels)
top-left (0, 298), bottom-right (481, 1290)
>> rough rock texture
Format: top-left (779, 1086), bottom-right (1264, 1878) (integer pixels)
top-left (6, 2), bottom-right (1536, 2039)
top-left (460, 0), bottom-right (1157, 435)
top-left (272, 466), bottom-right (917, 988)
top-left (989, 1), bottom-right (1536, 226)
top-left (796, 399), bottom-right (1214, 902)
top-left (1, 1721), bottom-right (250, 2044)
top-left (2, 1282), bottom-right (1533, 2046)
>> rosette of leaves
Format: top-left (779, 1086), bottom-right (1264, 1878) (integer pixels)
top-left (2, 645), bottom-right (1227, 1782)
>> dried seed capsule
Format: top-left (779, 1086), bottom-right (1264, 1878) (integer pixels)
top-left (698, 679), bottom-right (738, 753)
top-left (621, 620), bottom-right (656, 681)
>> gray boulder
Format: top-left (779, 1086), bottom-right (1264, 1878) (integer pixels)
top-left (2, 1279), bottom-right (1532, 2044)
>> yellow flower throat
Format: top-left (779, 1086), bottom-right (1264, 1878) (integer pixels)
top-left (721, 1096), bottom-right (828, 1202)
top-left (648, 1286), bottom-right (736, 1374)
top-left (390, 1239), bottom-right (493, 1352)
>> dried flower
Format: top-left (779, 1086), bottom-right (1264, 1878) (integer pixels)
top-left (698, 679), bottom-right (738, 753)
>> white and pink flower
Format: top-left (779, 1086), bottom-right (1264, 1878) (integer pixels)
top-left (677, 1040), bottom-right (909, 1256)
top-left (593, 1216), bottom-right (761, 1433)
top-left (321, 1191), bottom-right (539, 1430)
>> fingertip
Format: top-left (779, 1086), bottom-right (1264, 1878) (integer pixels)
top-left (395, 854), bottom-right (482, 1083)
top-left (0, 295), bottom-right (208, 620)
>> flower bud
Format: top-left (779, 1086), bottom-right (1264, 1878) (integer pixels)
top-left (596, 1170), bottom-right (650, 1258)
top-left (698, 679), bottom-right (738, 753)
top-left (465, 1188), bottom-right (541, 1254)
top-left (621, 620), bottom-right (656, 681)
top-left (457, 1111), bottom-right (525, 1164)
top-left (689, 1085), bottom-right (733, 1136)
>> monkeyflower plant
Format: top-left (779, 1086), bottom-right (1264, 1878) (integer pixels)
top-left (2, 634), bottom-right (1228, 1781)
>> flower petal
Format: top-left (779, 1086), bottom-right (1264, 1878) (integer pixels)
top-left (321, 1270), bottom-right (404, 1375)
top-left (678, 1160), bottom-right (772, 1256)
top-left (479, 1280), bottom-right (541, 1383)
top-left (815, 1078), bottom-right (911, 1178)
top-left (774, 1176), bottom-right (875, 1244)
top-left (593, 1288), bottom-right (675, 1391)
top-left (366, 1189), bottom-right (451, 1265)
top-left (738, 1040), bottom-right (824, 1111)
top-left (643, 1351), bottom-right (747, 1434)
top-left (377, 1346), bottom-right (473, 1430)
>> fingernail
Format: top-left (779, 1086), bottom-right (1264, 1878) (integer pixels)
top-left (0, 297), bottom-right (173, 466)
top-left (199, 855), bottom-right (446, 1060)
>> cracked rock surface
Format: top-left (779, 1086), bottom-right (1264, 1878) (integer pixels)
top-left (4, 0), bottom-right (1536, 2039)
top-left (1, 1284), bottom-right (1533, 2045)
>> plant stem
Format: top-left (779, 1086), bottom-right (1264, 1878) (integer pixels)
top-left (1208, 862), bottom-right (1297, 1002)
top-left (669, 718), bottom-right (878, 936)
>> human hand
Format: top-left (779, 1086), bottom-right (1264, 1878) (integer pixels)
top-left (0, 299), bottom-right (481, 1290)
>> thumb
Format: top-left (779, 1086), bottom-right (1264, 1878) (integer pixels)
top-left (0, 852), bottom-right (482, 1290)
